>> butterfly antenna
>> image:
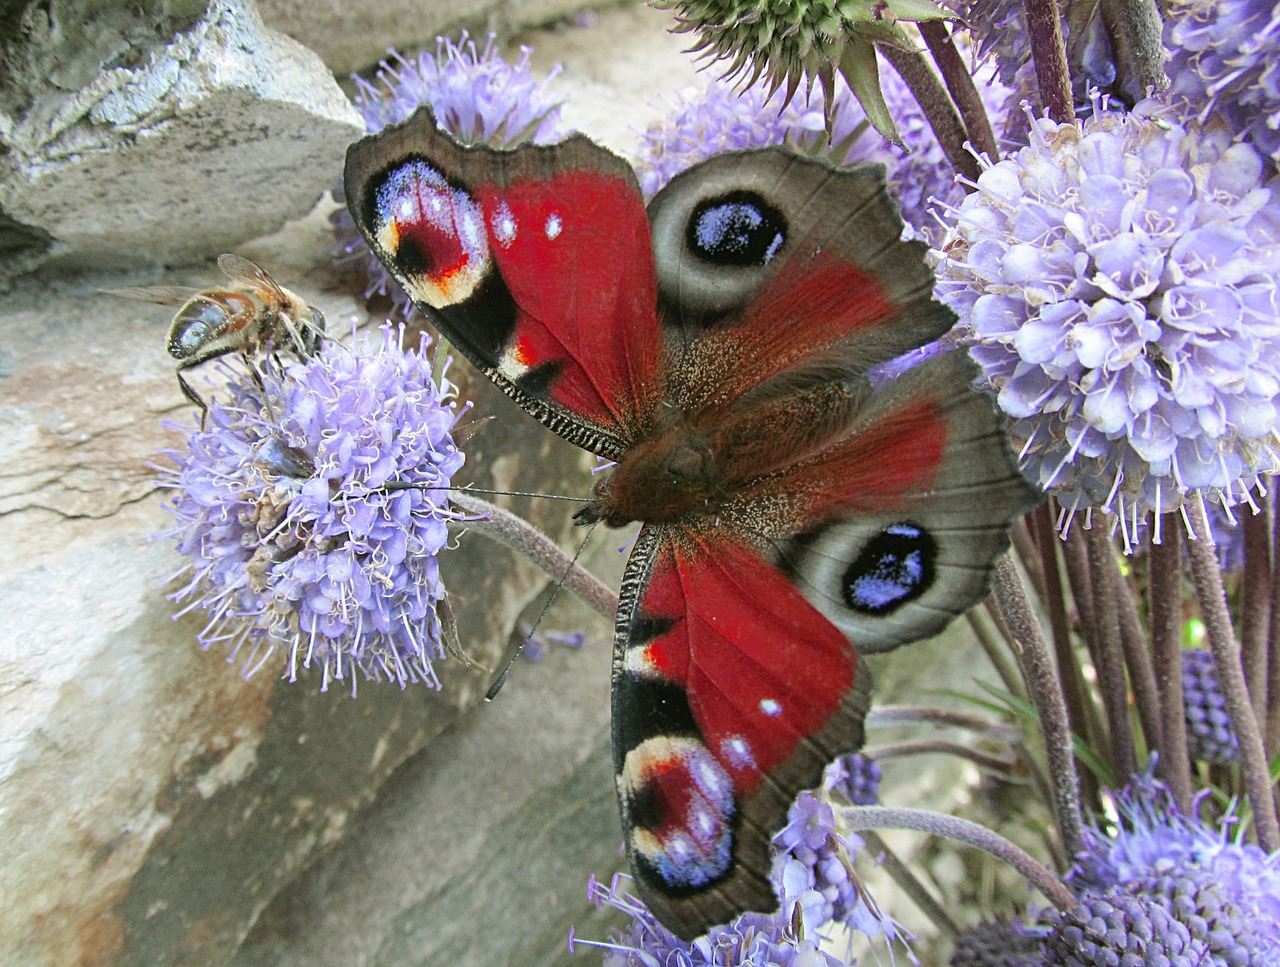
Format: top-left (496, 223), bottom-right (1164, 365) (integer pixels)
top-left (484, 518), bottom-right (599, 701)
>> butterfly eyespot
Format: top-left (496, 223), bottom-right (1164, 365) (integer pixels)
top-left (368, 159), bottom-right (491, 308)
top-left (687, 191), bottom-right (787, 267)
top-left (843, 522), bottom-right (937, 615)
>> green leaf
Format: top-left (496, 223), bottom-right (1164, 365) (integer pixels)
top-left (837, 38), bottom-right (901, 144)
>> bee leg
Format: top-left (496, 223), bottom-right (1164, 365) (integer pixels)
top-left (175, 345), bottom-right (239, 429)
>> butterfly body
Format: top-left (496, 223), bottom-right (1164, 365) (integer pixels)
top-left (345, 109), bottom-right (1041, 940)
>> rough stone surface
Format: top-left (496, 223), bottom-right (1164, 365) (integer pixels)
top-left (257, 0), bottom-right (599, 78)
top-left (0, 0), bottom-right (363, 278)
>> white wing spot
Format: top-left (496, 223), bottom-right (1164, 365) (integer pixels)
top-left (491, 201), bottom-right (517, 247)
top-left (545, 213), bottom-right (562, 239)
top-left (760, 698), bottom-right (782, 717)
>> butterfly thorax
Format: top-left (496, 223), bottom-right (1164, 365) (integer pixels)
top-left (581, 423), bottom-right (723, 528)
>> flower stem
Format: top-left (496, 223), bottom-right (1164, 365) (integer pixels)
top-left (991, 554), bottom-right (1087, 860)
top-left (969, 607), bottom-right (1027, 699)
top-left (1185, 498), bottom-right (1280, 851)
top-left (867, 739), bottom-right (1020, 776)
top-left (840, 805), bottom-right (1076, 911)
top-left (859, 829), bottom-right (963, 937)
top-left (1085, 526), bottom-right (1136, 779)
top-left (449, 491), bottom-right (619, 622)
top-left (1268, 488), bottom-right (1280, 759)
top-left (919, 20), bottom-right (999, 161)
top-left (1241, 504), bottom-right (1272, 726)
top-left (867, 704), bottom-right (1023, 741)
top-left (876, 42), bottom-right (981, 183)
top-left (1148, 514), bottom-right (1193, 812)
top-left (1105, 532), bottom-right (1164, 753)
top-left (1023, 0), bottom-right (1075, 123)
top-left (1033, 504), bottom-right (1107, 764)
top-left (1098, 0), bottom-right (1168, 100)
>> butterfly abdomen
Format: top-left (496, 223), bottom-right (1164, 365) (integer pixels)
top-left (587, 425), bottom-right (724, 527)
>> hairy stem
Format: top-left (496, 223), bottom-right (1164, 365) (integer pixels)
top-left (1024, 0), bottom-right (1075, 123)
top-left (841, 805), bottom-right (1076, 910)
top-left (919, 19), bottom-right (1000, 161)
top-left (992, 555), bottom-right (1086, 860)
top-left (867, 739), bottom-right (1021, 776)
top-left (877, 42), bottom-right (982, 182)
top-left (1185, 498), bottom-right (1280, 851)
top-left (1099, 0), bottom-right (1168, 100)
top-left (1033, 504), bottom-right (1108, 763)
top-left (1241, 504), bottom-right (1272, 727)
top-left (1148, 515), bottom-right (1193, 812)
top-left (1106, 535), bottom-right (1163, 753)
top-left (449, 491), bottom-right (618, 622)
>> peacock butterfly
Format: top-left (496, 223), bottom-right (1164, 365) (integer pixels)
top-left (344, 107), bottom-right (1041, 941)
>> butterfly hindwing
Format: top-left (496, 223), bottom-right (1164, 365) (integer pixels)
top-left (343, 107), bottom-right (662, 457)
top-left (613, 526), bottom-right (873, 940)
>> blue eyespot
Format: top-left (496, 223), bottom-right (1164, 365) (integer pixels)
top-left (687, 191), bottom-right (786, 267)
top-left (843, 523), bottom-right (936, 614)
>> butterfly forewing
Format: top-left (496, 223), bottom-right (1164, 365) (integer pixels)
top-left (343, 107), bottom-right (662, 458)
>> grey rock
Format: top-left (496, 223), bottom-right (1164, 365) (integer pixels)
top-left (0, 0), bottom-right (362, 277)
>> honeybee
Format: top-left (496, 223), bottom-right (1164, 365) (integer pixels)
top-left (107, 254), bottom-right (326, 420)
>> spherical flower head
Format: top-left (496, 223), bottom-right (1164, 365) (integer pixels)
top-left (1165, 0), bottom-right (1280, 165)
top-left (936, 100), bottom-right (1280, 539)
top-left (1067, 773), bottom-right (1280, 953)
top-left (1182, 649), bottom-right (1241, 764)
top-left (333, 33), bottom-right (567, 319)
top-left (158, 326), bottom-right (466, 692)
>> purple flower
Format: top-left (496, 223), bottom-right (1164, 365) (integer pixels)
top-left (157, 326), bottom-right (466, 691)
top-left (572, 785), bottom-right (910, 963)
top-left (352, 33), bottom-right (565, 146)
top-left (1165, 0), bottom-right (1280, 165)
top-left (573, 873), bottom-right (848, 967)
top-left (948, 917), bottom-right (1043, 967)
top-left (1182, 649), bottom-right (1241, 764)
top-left (1071, 774), bottom-right (1280, 944)
top-left (937, 100), bottom-right (1280, 543)
top-left (333, 33), bottom-right (566, 319)
top-left (823, 753), bottom-right (882, 807)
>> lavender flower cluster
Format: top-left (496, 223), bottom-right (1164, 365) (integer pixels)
top-left (937, 101), bottom-right (1280, 540)
top-left (160, 328), bottom-right (464, 691)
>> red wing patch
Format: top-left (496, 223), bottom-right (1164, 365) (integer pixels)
top-left (473, 171), bottom-right (662, 427)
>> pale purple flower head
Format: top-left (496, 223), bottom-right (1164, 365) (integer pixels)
top-left (158, 327), bottom-right (466, 692)
top-left (1165, 0), bottom-right (1280, 165)
top-left (937, 101), bottom-right (1280, 542)
top-left (333, 34), bottom-right (567, 318)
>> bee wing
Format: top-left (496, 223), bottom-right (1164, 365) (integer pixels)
top-left (101, 285), bottom-right (205, 307)
top-left (217, 253), bottom-right (288, 302)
